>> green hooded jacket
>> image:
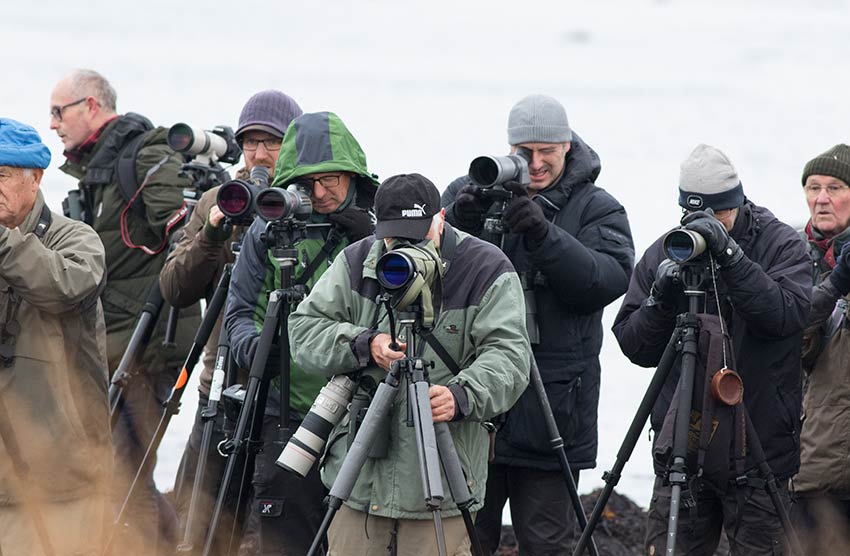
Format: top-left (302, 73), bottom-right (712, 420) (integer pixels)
top-left (225, 112), bottom-right (378, 416)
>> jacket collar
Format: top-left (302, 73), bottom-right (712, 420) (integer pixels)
top-left (18, 190), bottom-right (46, 235)
top-left (533, 130), bottom-right (601, 215)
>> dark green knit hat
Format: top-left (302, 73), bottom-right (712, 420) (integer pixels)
top-left (802, 144), bottom-right (850, 186)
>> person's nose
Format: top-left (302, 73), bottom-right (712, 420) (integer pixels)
top-left (312, 181), bottom-right (327, 200)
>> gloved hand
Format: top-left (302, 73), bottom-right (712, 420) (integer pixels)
top-left (328, 206), bottom-right (373, 242)
top-left (502, 182), bottom-right (549, 247)
top-left (453, 183), bottom-right (492, 230)
top-left (681, 209), bottom-right (743, 266)
top-left (649, 259), bottom-right (683, 307)
top-left (829, 244), bottom-right (850, 296)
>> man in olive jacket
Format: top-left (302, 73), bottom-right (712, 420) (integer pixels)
top-left (289, 173), bottom-right (530, 556)
top-left (160, 89), bottom-right (302, 554)
top-left (50, 69), bottom-right (200, 553)
top-left (0, 118), bottom-right (111, 555)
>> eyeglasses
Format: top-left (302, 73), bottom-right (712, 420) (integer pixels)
top-left (242, 137), bottom-right (282, 152)
top-left (297, 174), bottom-right (346, 191)
top-left (804, 183), bottom-right (850, 199)
top-left (49, 97), bottom-right (88, 122)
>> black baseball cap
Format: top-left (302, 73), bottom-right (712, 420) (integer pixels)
top-left (374, 173), bottom-right (441, 240)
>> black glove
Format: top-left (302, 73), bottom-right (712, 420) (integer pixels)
top-left (681, 209), bottom-right (743, 266)
top-left (829, 244), bottom-right (850, 296)
top-left (502, 188), bottom-right (549, 247)
top-left (649, 259), bottom-right (683, 308)
top-left (328, 206), bottom-right (373, 242)
top-left (453, 183), bottom-right (493, 229)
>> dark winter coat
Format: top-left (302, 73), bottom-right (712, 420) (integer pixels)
top-left (442, 132), bottom-right (635, 470)
top-left (612, 201), bottom-right (811, 479)
top-left (59, 113), bottom-right (201, 372)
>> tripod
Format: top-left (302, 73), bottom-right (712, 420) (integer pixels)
top-left (572, 262), bottom-right (803, 556)
top-left (102, 266), bottom-right (231, 556)
top-left (201, 222), bottom-right (309, 556)
top-left (306, 305), bottom-right (484, 556)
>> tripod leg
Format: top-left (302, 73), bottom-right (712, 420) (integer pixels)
top-left (409, 376), bottom-right (447, 556)
top-left (434, 422), bottom-right (485, 556)
top-left (201, 290), bottom-right (281, 556)
top-left (742, 409), bottom-right (803, 555)
top-left (527, 358), bottom-right (600, 556)
top-left (573, 329), bottom-right (681, 556)
top-left (306, 373), bottom-right (402, 556)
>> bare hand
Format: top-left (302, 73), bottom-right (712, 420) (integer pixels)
top-left (208, 205), bottom-right (226, 228)
top-left (370, 333), bottom-right (405, 371)
top-left (430, 385), bottom-right (456, 422)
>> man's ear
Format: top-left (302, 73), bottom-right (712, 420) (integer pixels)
top-left (29, 168), bottom-right (44, 191)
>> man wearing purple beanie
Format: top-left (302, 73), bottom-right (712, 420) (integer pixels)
top-left (160, 89), bottom-right (303, 554)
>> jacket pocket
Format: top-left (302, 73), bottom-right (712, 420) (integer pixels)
top-left (503, 363), bottom-right (584, 455)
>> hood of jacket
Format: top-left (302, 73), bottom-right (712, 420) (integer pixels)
top-left (271, 111), bottom-right (379, 198)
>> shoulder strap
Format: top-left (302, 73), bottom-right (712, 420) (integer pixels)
top-left (116, 132), bottom-right (149, 219)
top-left (34, 204), bottom-right (52, 240)
top-left (419, 329), bottom-right (462, 376)
top-left (295, 227), bottom-right (344, 287)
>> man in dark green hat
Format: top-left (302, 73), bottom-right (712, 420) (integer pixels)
top-left (225, 111), bottom-right (377, 555)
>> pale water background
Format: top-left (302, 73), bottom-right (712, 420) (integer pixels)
top-left (2, 0), bottom-right (850, 512)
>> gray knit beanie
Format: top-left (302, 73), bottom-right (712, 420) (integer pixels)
top-left (507, 94), bottom-right (572, 145)
top-left (236, 90), bottom-right (303, 139)
top-left (678, 144), bottom-right (745, 211)
top-left (802, 144), bottom-right (850, 186)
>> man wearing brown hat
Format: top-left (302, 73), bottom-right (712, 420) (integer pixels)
top-left (794, 144), bottom-right (850, 553)
top-left (613, 144), bottom-right (811, 555)
top-left (159, 89), bottom-right (303, 554)
top-left (289, 173), bottom-right (530, 555)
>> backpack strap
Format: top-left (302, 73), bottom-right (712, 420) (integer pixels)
top-left (115, 132), bottom-right (149, 219)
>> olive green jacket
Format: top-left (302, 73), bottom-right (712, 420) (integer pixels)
top-left (60, 115), bottom-right (200, 371)
top-left (289, 229), bottom-right (530, 519)
top-left (0, 192), bottom-right (111, 503)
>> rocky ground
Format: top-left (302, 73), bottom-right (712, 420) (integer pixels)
top-left (495, 488), bottom-right (731, 556)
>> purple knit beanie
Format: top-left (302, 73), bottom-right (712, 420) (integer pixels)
top-left (235, 90), bottom-right (303, 139)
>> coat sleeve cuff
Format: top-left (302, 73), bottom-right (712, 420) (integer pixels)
top-left (351, 328), bottom-right (380, 368)
top-left (448, 383), bottom-right (470, 421)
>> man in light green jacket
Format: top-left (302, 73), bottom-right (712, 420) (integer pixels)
top-left (289, 173), bottom-right (530, 555)
top-left (0, 118), bottom-right (111, 555)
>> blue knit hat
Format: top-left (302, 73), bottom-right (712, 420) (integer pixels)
top-left (0, 118), bottom-right (51, 169)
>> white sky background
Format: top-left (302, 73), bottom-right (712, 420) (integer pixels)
top-left (3, 0), bottom-right (850, 508)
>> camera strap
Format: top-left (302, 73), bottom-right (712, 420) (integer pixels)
top-left (295, 227), bottom-right (343, 287)
top-left (0, 205), bottom-right (52, 367)
top-left (418, 329), bottom-right (462, 376)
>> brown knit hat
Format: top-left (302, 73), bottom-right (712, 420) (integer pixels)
top-left (802, 144), bottom-right (850, 186)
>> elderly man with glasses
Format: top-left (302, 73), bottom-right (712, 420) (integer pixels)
top-left (158, 89), bottom-right (302, 555)
top-left (224, 111), bottom-right (378, 555)
top-left (49, 68), bottom-right (201, 556)
top-left (793, 145), bottom-right (850, 552)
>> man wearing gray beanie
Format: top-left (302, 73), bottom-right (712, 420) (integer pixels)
top-left (613, 144), bottom-right (811, 554)
top-left (160, 89), bottom-right (303, 554)
top-left (442, 94), bottom-right (635, 554)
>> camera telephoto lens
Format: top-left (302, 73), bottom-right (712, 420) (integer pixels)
top-left (276, 374), bottom-right (357, 477)
top-left (663, 229), bottom-right (706, 263)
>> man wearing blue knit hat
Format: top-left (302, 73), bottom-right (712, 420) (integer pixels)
top-left (0, 118), bottom-right (111, 554)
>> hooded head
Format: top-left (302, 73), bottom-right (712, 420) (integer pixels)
top-left (272, 112), bottom-right (378, 188)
